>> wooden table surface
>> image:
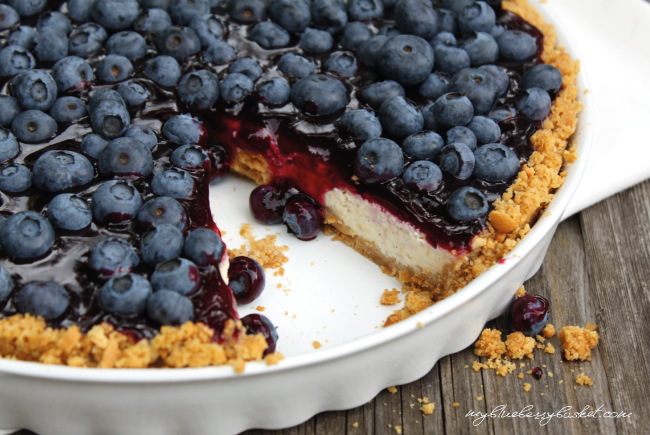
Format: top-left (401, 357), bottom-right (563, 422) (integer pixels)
top-left (13, 180), bottom-right (650, 435)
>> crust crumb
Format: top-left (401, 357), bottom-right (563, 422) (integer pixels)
top-left (558, 326), bottom-right (599, 361)
top-left (264, 352), bottom-right (284, 366)
top-left (542, 324), bottom-right (556, 338)
top-left (544, 343), bottom-right (556, 354)
top-left (474, 328), bottom-right (506, 359)
top-left (514, 286), bottom-right (527, 298)
top-left (352, 422), bottom-right (359, 428)
top-left (585, 322), bottom-right (598, 331)
top-left (228, 223), bottom-right (289, 270)
top-left (576, 373), bottom-right (593, 386)
top-left (395, 425), bottom-right (402, 434)
top-left (380, 288), bottom-right (401, 305)
top-left (453, 402), bottom-right (460, 408)
top-left (387, 386), bottom-right (398, 394)
top-left (312, 341), bottom-right (322, 349)
top-left (524, 383), bottom-right (532, 392)
top-left (505, 332), bottom-right (536, 359)
top-left (420, 403), bottom-right (435, 415)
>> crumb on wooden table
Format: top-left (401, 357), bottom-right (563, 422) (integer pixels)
top-left (505, 331), bottom-right (536, 359)
top-left (542, 324), bottom-right (556, 338)
top-left (395, 425), bottom-right (402, 434)
top-left (559, 326), bottom-right (599, 361)
top-left (576, 373), bottom-right (593, 386)
top-left (474, 328), bottom-right (506, 359)
top-left (453, 402), bottom-right (459, 407)
top-left (387, 386), bottom-right (398, 394)
top-left (524, 383), bottom-right (532, 392)
top-left (420, 403), bottom-right (435, 415)
top-left (514, 286), bottom-right (527, 298)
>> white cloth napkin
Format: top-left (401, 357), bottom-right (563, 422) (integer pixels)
top-left (543, 0), bottom-right (650, 217)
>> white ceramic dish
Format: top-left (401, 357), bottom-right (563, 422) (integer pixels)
top-left (0, 5), bottom-right (593, 435)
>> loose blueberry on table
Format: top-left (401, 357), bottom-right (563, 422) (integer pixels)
top-left (0, 0), bottom-right (561, 355)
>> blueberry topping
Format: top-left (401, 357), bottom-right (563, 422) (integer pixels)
top-left (151, 168), bottom-right (194, 199)
top-left (270, 0), bottom-right (312, 33)
top-left (38, 11), bottom-right (69, 32)
top-left (419, 73), bottom-right (449, 101)
top-left (101, 274), bottom-right (152, 315)
top-left (91, 180), bottom-right (143, 224)
top-left (300, 28), bottom-right (333, 53)
top-left (402, 130), bottom-right (445, 160)
top-left (151, 258), bottom-right (202, 296)
top-left (489, 106), bottom-right (517, 121)
top-left (11, 70), bottom-right (58, 111)
top-left (460, 32), bottom-right (499, 66)
top-left (347, 0), bottom-right (384, 21)
top-left (440, 143), bottom-right (475, 179)
top-left (496, 30), bottom-right (537, 60)
top-left (249, 184), bottom-right (298, 225)
top-left (220, 73), bottom-right (254, 103)
top-left (0, 46), bottom-right (36, 78)
top-left (378, 96), bottom-right (423, 138)
top-left (446, 186), bottom-right (488, 222)
top-left (91, 0), bottom-right (140, 30)
top-left (354, 137), bottom-right (404, 184)
top-left (278, 53), bottom-right (316, 79)
top-left (228, 256), bottom-right (265, 304)
top-left (106, 32), bottom-right (147, 61)
top-left (135, 8), bottom-right (173, 35)
top-left (357, 35), bottom-right (389, 69)
top-left (47, 193), bottom-right (92, 231)
top-left (241, 313), bottom-right (278, 355)
top-left (49, 97), bottom-right (88, 123)
top-left (229, 57), bottom-right (263, 81)
top-left (137, 197), bottom-right (187, 231)
top-left (163, 114), bottom-right (206, 146)
top-left (11, 110), bottom-right (58, 143)
top-left (377, 24), bottom-right (402, 37)
top-left (340, 22), bottom-right (371, 50)
top-left (226, 0), bottom-right (269, 23)
top-left (170, 144), bottom-right (210, 169)
top-left (32, 150), bottom-right (93, 193)
top-left (447, 68), bottom-right (499, 115)
top-left (473, 143), bottom-right (520, 181)
top-left (16, 281), bottom-right (69, 320)
top-left (147, 289), bottom-right (194, 325)
top-left (89, 237), bottom-right (139, 276)
top-left (205, 40), bottom-right (237, 64)
top-left (183, 228), bottom-right (225, 266)
top-left (34, 27), bottom-right (69, 63)
top-left (431, 92), bottom-right (474, 127)
top-left (0, 5), bottom-right (20, 31)
top-left (68, 23), bottom-right (107, 57)
top-left (324, 52), bottom-right (358, 77)
top-left (394, 0), bottom-right (439, 40)
top-left (478, 64), bottom-right (509, 96)
top-left (0, 211), bottom-right (55, 259)
top-left (96, 55), bottom-right (133, 83)
top-left (361, 80), bottom-right (405, 110)
top-left (379, 35), bottom-right (435, 86)
top-left (251, 21), bottom-right (291, 49)
top-left (458, 1), bottom-right (496, 34)
top-left (98, 137), bottom-right (154, 177)
top-left (68, 0), bottom-right (94, 22)
top-left (0, 267), bottom-right (13, 302)
top-left (520, 64), bottom-right (563, 95)
top-left (145, 55), bottom-right (182, 86)
top-left (441, 0), bottom-right (474, 17)
top-left (446, 126), bottom-right (477, 151)
top-left (89, 88), bottom-right (125, 113)
top-left (0, 164), bottom-right (32, 193)
top-left (170, 0), bottom-right (209, 26)
top-left (421, 102), bottom-right (442, 131)
top-left (291, 74), bottom-right (348, 116)
top-left (117, 80), bottom-right (150, 107)
top-left (190, 14), bottom-right (227, 48)
top-left (125, 125), bottom-right (158, 149)
top-left (80, 134), bottom-right (109, 159)
top-left (311, 0), bottom-right (348, 34)
top-left (516, 87), bottom-right (552, 121)
top-left (178, 70), bottom-right (220, 109)
top-left (467, 115), bottom-right (501, 144)
top-left (257, 78), bottom-right (292, 105)
top-left (283, 194), bottom-right (322, 241)
top-left (403, 160), bottom-right (443, 192)
top-left (339, 110), bottom-right (382, 140)
top-left (508, 293), bottom-right (549, 336)
top-left (156, 26), bottom-right (201, 61)
top-left (141, 224), bottom-right (185, 264)
top-left (8, 26), bottom-right (37, 50)
top-left (0, 127), bottom-right (20, 161)
top-left (51, 56), bottom-right (94, 94)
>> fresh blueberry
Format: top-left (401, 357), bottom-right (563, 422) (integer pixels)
top-left (460, 31), bottom-right (499, 66)
top-left (11, 110), bottom-right (58, 142)
top-left (91, 0), bottom-right (140, 30)
top-left (300, 28), bottom-right (333, 53)
top-left (16, 281), bottom-right (69, 320)
top-left (257, 77), bottom-right (291, 105)
top-left (447, 68), bottom-right (499, 115)
top-left (190, 14), bottom-right (227, 48)
top-left (170, 145), bottom-right (210, 170)
top-left (446, 126), bottom-right (477, 150)
top-left (402, 130), bottom-right (444, 160)
top-left (49, 97), bottom-right (88, 123)
top-left (361, 80), bottom-right (405, 110)
top-left (37, 11), bottom-right (71, 35)
top-left (90, 99), bottom-right (131, 139)
top-left (229, 58), bottom-right (263, 81)
top-left (183, 228), bottom-right (225, 266)
top-left (32, 150), bottom-right (93, 192)
top-left (11, 70), bottom-right (58, 111)
top-left (0, 267), bottom-right (13, 302)
top-left (51, 56), bottom-right (94, 94)
top-left (151, 258), bottom-right (201, 296)
top-left (379, 35), bottom-right (434, 86)
top-left (377, 24), bottom-right (402, 37)
top-left (170, 0), bottom-right (209, 26)
top-left (220, 73), bottom-right (254, 103)
top-left (270, 0), bottom-right (311, 33)
top-left (0, 97), bottom-right (22, 129)
top-left (163, 114), bottom-right (207, 146)
top-left (403, 160), bottom-right (443, 192)
top-left (229, 256), bottom-right (265, 304)
top-left (68, 23), bottom-right (108, 57)
top-left (434, 45), bottom-right (471, 74)
top-left (516, 87), bottom-right (551, 121)
top-left (496, 30), bottom-right (537, 60)
top-left (354, 137), bottom-right (404, 184)
top-left (508, 293), bottom-right (549, 336)
top-left (156, 26), bottom-right (201, 61)
top-left (340, 22), bottom-right (371, 50)
top-left (357, 35), bottom-right (388, 68)
top-left (446, 186), bottom-right (488, 222)
top-left (324, 52), bottom-right (358, 77)
top-left (419, 73), bottom-right (449, 101)
top-left (0, 5), bottom-right (19, 30)
top-left (311, 0), bottom-right (347, 34)
top-left (91, 180), bottom-right (143, 224)
top-left (489, 106), bottom-right (517, 121)
top-left (66, 0), bottom-right (94, 21)
top-left (7, 0), bottom-right (46, 17)
top-left (140, 0), bottom-right (172, 9)
top-left (347, 0), bottom-right (384, 21)
top-left (458, 1), bottom-right (496, 34)
top-left (490, 24), bottom-right (505, 38)
top-left (147, 289), bottom-right (194, 325)
top-left (431, 93), bottom-right (474, 127)
top-left (249, 184), bottom-right (297, 225)
top-left (106, 32), bottom-right (147, 60)
top-left (283, 194), bottom-right (322, 241)
top-left (117, 80), bottom-right (150, 107)
top-left (7, 26), bottom-right (37, 50)
top-left (278, 53), bottom-right (316, 79)
top-left (209, 145), bottom-right (230, 184)
top-left (89, 89), bottom-right (126, 114)
top-left (0, 164), bottom-right (31, 193)
top-left (0, 211), bottom-right (55, 259)
top-left (145, 55), bottom-right (182, 86)
top-left (429, 31), bottom-right (457, 50)
top-left (141, 224), bottom-right (184, 264)
top-left (98, 137), bottom-right (154, 177)
top-left (241, 313), bottom-right (278, 355)
top-left (291, 74), bottom-right (348, 116)
top-left (34, 26), bottom-right (69, 63)
top-left (473, 143), bottom-right (520, 181)
top-left (178, 70), bottom-right (220, 109)
top-left (440, 143), bottom-right (475, 179)
top-left (478, 64), bottom-right (509, 96)
top-left (125, 125), bottom-right (157, 149)
top-left (394, 0), bottom-right (439, 40)
top-left (81, 134), bottom-right (109, 159)
top-left (519, 64), bottom-right (563, 95)
top-left (339, 110), bottom-right (382, 140)
top-left (378, 96), bottom-right (423, 138)
top-left (441, 0), bottom-right (473, 15)
top-left (89, 237), bottom-right (139, 275)
top-left (205, 40), bottom-right (237, 64)
top-left (152, 168), bottom-right (194, 198)
top-left (0, 127), bottom-right (20, 161)
top-left (137, 197), bottom-right (187, 231)
top-left (250, 21), bottom-right (290, 49)
top-left (226, 0), bottom-right (269, 23)
top-left (437, 8), bottom-right (459, 36)
top-left (421, 102), bottom-right (441, 131)
top-left (135, 8), bottom-right (173, 34)
top-left (101, 274), bottom-right (152, 315)
top-left (96, 55), bottom-right (133, 83)
top-left (47, 193), bottom-right (92, 230)
top-left (0, 46), bottom-right (36, 77)
top-left (467, 115), bottom-right (501, 143)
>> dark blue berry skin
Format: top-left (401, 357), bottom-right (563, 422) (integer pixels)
top-left (91, 0), bottom-right (140, 30)
top-left (80, 134), bottom-right (109, 159)
top-left (271, 0), bottom-right (312, 33)
top-left (37, 11), bottom-right (72, 35)
top-left (90, 99), bottom-right (131, 140)
top-left (106, 32), bottom-right (147, 60)
top-left (339, 110), bottom-right (382, 140)
top-left (147, 290), bottom-right (194, 325)
top-left (378, 24), bottom-right (402, 37)
top-left (394, 0), bottom-right (439, 40)
top-left (496, 30), bottom-right (537, 60)
top-left (446, 126), bottom-right (477, 151)
top-left (220, 73), bottom-right (254, 103)
top-left (11, 70), bottom-right (58, 111)
top-left (421, 102), bottom-right (442, 131)
top-left (473, 143), bottom-right (520, 181)
top-left (0, 267), bottom-right (13, 302)
top-left (125, 125), bottom-right (157, 149)
top-left (434, 45), bottom-right (471, 75)
top-left (432, 93), bottom-right (473, 127)
top-left (447, 186), bottom-right (488, 222)
top-left (357, 35), bottom-right (388, 69)
top-left (379, 35), bottom-right (434, 86)
top-left (340, 22), bottom-right (371, 50)
top-left (68, 23), bottom-right (108, 57)
top-left (141, 224), bottom-right (184, 264)
top-left (479, 64), bottom-right (509, 96)
top-left (402, 130), bottom-right (444, 160)
top-left (354, 137), bottom-right (404, 184)
top-left (361, 80), bottom-right (405, 110)
top-left (300, 28), bottom-right (333, 53)
top-left (468, 115), bottom-right (501, 143)
top-left (135, 8), bottom-right (173, 35)
top-left (489, 106), bottom-right (516, 121)
top-left (347, 0), bottom-right (384, 21)
top-left (0, 97), bottom-right (22, 129)
top-left (251, 21), bottom-right (290, 49)
top-left (440, 143), bottom-right (475, 179)
top-left (0, 5), bottom-right (19, 30)
top-left (137, 197), bottom-right (187, 231)
top-left (89, 237), bottom-right (139, 275)
top-left (226, 0), bottom-right (268, 23)
top-left (163, 114), bottom-right (207, 145)
top-left (419, 73), bottom-right (449, 101)
top-left (170, 145), bottom-right (210, 169)
top-left (8, 26), bottom-right (37, 50)
top-left (51, 56), bottom-right (94, 94)
top-left (228, 256), bottom-right (265, 303)
top-left (249, 184), bottom-right (297, 224)
top-left (0, 164), bottom-right (32, 193)
top-left (170, 0), bottom-right (209, 26)
top-left (8, 0), bottom-right (46, 17)
top-left (101, 274), bottom-right (152, 315)
top-left (145, 55), bottom-right (182, 86)
top-left (11, 110), bottom-right (58, 142)
top-left (183, 228), bottom-right (225, 266)
top-left (429, 31), bottom-right (457, 50)
top-left (458, 1), bottom-right (496, 34)
top-left (140, 0), bottom-right (172, 10)
top-left (324, 52), bottom-right (358, 77)
top-left (520, 64), bottom-right (563, 95)
top-left (229, 58), bottom-right (263, 81)
top-left (151, 258), bottom-right (201, 296)
top-left (257, 77), bottom-right (291, 105)
top-left (311, 0), bottom-right (347, 34)
top-left (34, 27), bottom-right (69, 63)
top-left (89, 87), bottom-right (124, 112)
top-left (156, 26), bottom-right (201, 61)
top-left (516, 87), bottom-right (551, 121)
top-left (0, 46), bottom-right (36, 77)
top-left (96, 55), bottom-right (133, 83)
top-left (178, 70), bottom-right (220, 110)
top-left (49, 97), bottom-right (88, 123)
top-left (278, 53), bottom-right (316, 79)
top-left (378, 96), bottom-right (423, 138)
top-left (460, 32), bottom-right (499, 66)
top-left (98, 137), bottom-right (154, 177)
top-left (91, 180), bottom-right (143, 224)
top-left (283, 194), bottom-right (322, 241)
top-left (16, 282), bottom-right (69, 320)
top-left (117, 80), bottom-right (150, 107)
top-left (437, 8), bottom-right (459, 36)
top-left (0, 127), bottom-right (20, 161)
top-left (490, 24), bottom-right (505, 38)
top-left (205, 40), bottom-right (237, 64)
top-left (190, 14), bottom-right (227, 48)
top-left (403, 160), bottom-right (443, 192)
top-left (47, 193), bottom-right (92, 230)
top-left (0, 211), bottom-right (55, 259)
top-left (448, 68), bottom-right (499, 115)
top-left (33, 150), bottom-right (93, 192)
top-left (441, 0), bottom-right (473, 15)
top-left (241, 313), bottom-right (278, 355)
top-left (291, 74), bottom-right (348, 116)
top-left (508, 293), bottom-right (549, 337)
top-left (152, 168), bottom-right (194, 198)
